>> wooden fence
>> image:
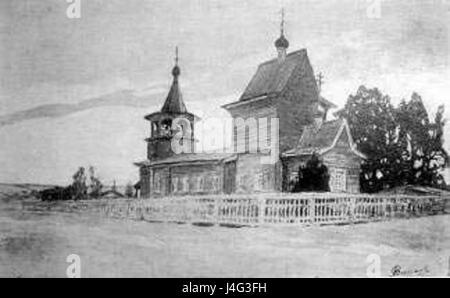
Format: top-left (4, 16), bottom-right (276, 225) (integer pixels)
top-left (94, 193), bottom-right (449, 227)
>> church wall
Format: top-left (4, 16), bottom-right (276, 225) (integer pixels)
top-left (140, 166), bottom-right (151, 198)
top-left (140, 163), bottom-right (226, 198)
top-left (235, 154), bottom-right (282, 193)
top-left (282, 147), bottom-right (362, 194)
top-left (323, 149), bottom-right (361, 194)
top-left (226, 99), bottom-right (277, 154)
top-left (277, 54), bottom-right (319, 153)
top-left (170, 164), bottom-right (223, 196)
top-left (150, 167), bottom-right (170, 196)
top-left (147, 137), bottom-right (177, 160)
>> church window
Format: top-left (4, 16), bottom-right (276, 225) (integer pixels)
top-left (330, 168), bottom-right (347, 192)
top-left (182, 176), bottom-right (189, 192)
top-left (191, 176), bottom-right (198, 192)
top-left (245, 126), bottom-right (250, 153)
top-left (199, 176), bottom-right (205, 191)
top-left (177, 177), bottom-right (183, 193)
top-left (239, 175), bottom-right (249, 190)
top-left (256, 172), bottom-right (263, 190)
top-left (233, 126), bottom-right (238, 153)
top-left (204, 176), bottom-right (211, 191)
top-left (211, 176), bottom-right (220, 191)
top-left (262, 168), bottom-right (272, 189)
top-left (154, 172), bottom-right (161, 193)
top-left (172, 177), bottom-right (179, 193)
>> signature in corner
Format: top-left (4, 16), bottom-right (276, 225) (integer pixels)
top-left (391, 265), bottom-right (430, 277)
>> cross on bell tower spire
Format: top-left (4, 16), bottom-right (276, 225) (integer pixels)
top-left (172, 46), bottom-right (181, 79)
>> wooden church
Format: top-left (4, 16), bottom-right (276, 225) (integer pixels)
top-left (135, 14), bottom-right (365, 198)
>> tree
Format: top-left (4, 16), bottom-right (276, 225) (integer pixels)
top-left (88, 166), bottom-right (103, 199)
top-left (338, 86), bottom-right (448, 192)
top-left (72, 167), bottom-right (88, 200)
top-left (125, 182), bottom-right (134, 198)
top-left (337, 86), bottom-right (403, 192)
top-left (293, 154), bottom-right (330, 192)
top-left (396, 94), bottom-right (448, 187)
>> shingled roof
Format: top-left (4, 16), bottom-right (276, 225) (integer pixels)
top-left (145, 60), bottom-right (198, 122)
top-left (239, 49), bottom-right (309, 101)
top-left (298, 119), bottom-right (343, 150)
top-left (161, 76), bottom-right (187, 114)
top-left (283, 119), bottom-right (366, 158)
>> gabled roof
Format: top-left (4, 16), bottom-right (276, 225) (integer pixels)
top-left (283, 119), bottom-right (366, 158)
top-left (239, 49), bottom-right (308, 101)
top-left (299, 119), bottom-right (342, 149)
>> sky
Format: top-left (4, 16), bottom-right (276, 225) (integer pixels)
top-left (0, 0), bottom-right (449, 185)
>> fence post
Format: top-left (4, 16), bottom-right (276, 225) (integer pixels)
top-left (258, 198), bottom-right (265, 226)
top-left (382, 197), bottom-right (388, 219)
top-left (350, 197), bottom-right (356, 224)
top-left (309, 198), bottom-right (315, 225)
top-left (214, 198), bottom-right (220, 226)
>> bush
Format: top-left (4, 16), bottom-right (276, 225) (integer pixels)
top-left (38, 166), bottom-right (105, 201)
top-left (293, 154), bottom-right (330, 192)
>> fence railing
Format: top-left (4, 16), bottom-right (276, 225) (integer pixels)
top-left (92, 193), bottom-right (449, 227)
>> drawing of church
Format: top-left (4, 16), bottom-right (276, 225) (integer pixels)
top-left (135, 14), bottom-right (366, 198)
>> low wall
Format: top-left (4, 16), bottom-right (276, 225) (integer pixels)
top-left (92, 193), bottom-right (450, 227)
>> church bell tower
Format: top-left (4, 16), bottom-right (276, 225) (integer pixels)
top-left (144, 47), bottom-right (198, 160)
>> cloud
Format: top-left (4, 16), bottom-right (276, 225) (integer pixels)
top-left (0, 89), bottom-right (166, 127)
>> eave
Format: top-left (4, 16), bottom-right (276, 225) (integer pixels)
top-left (221, 94), bottom-right (273, 110)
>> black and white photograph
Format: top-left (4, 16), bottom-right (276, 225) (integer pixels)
top-left (0, 0), bottom-right (450, 280)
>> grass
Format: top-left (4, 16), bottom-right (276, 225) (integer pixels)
top-left (1, 184), bottom-right (450, 277)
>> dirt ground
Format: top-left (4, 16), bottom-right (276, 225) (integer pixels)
top-left (1, 185), bottom-right (450, 277)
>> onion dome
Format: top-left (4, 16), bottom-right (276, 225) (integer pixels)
top-left (275, 34), bottom-right (289, 49)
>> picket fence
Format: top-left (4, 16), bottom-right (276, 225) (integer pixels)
top-left (95, 193), bottom-right (449, 227)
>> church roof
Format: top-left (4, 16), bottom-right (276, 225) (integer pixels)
top-left (135, 153), bottom-right (236, 167)
top-left (161, 75), bottom-right (188, 114)
top-left (298, 119), bottom-right (342, 150)
top-left (239, 49), bottom-right (309, 101)
top-left (146, 48), bottom-right (195, 120)
top-left (283, 118), bottom-right (366, 158)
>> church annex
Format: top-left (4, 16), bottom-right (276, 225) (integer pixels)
top-left (135, 15), bottom-right (365, 198)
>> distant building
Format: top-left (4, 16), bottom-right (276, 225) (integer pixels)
top-left (100, 190), bottom-right (125, 199)
top-left (100, 181), bottom-right (125, 199)
top-left (135, 13), bottom-right (365, 197)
